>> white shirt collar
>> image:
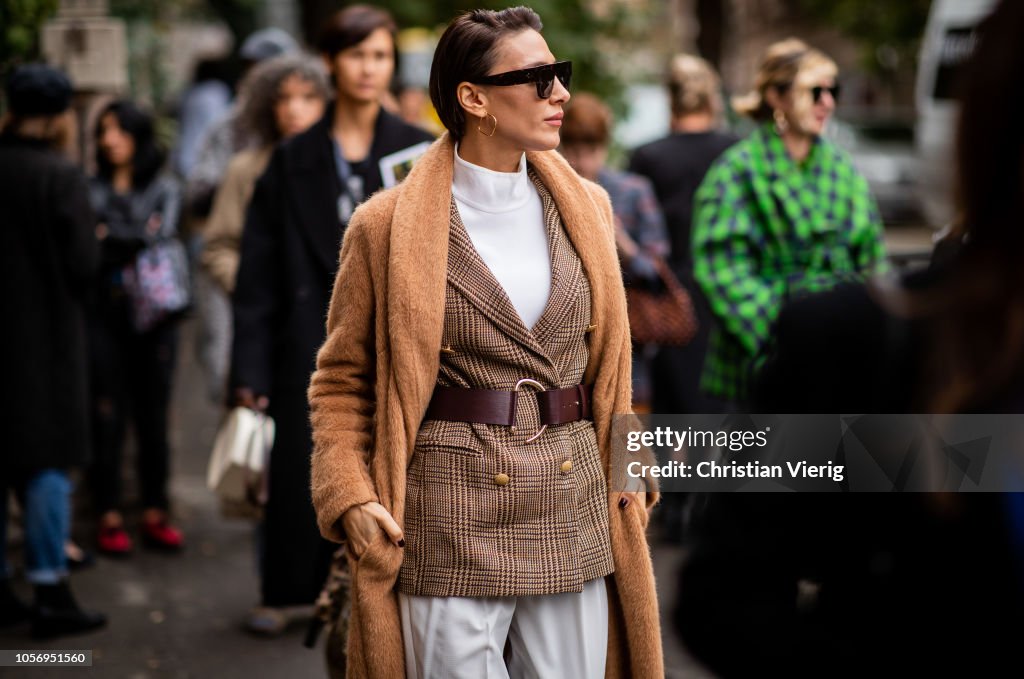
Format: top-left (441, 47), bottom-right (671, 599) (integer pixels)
top-left (452, 144), bottom-right (530, 214)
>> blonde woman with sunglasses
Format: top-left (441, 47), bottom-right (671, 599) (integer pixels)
top-left (692, 38), bottom-right (888, 408)
top-left (307, 6), bottom-right (661, 678)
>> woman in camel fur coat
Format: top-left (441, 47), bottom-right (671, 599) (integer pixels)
top-left (309, 8), bottom-right (662, 678)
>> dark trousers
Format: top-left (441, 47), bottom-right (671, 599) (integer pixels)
top-left (89, 309), bottom-right (178, 514)
top-left (260, 388), bottom-right (334, 607)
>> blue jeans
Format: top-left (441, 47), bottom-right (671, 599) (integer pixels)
top-left (0, 469), bottom-right (71, 585)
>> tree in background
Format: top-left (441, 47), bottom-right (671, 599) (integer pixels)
top-left (0, 0), bottom-right (59, 87)
top-left (792, 0), bottom-right (932, 76)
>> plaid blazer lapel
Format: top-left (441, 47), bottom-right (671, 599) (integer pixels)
top-left (529, 171), bottom-right (584, 350)
top-left (446, 197), bottom-right (550, 358)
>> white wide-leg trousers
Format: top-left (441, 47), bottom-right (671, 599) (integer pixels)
top-left (398, 577), bottom-right (608, 679)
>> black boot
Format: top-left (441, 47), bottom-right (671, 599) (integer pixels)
top-left (0, 578), bottom-right (30, 627)
top-left (31, 580), bottom-right (107, 639)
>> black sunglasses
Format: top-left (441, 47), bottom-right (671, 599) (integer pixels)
top-left (473, 60), bottom-right (572, 99)
top-left (811, 84), bottom-right (840, 104)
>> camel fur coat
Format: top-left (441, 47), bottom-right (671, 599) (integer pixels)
top-left (308, 134), bottom-right (663, 678)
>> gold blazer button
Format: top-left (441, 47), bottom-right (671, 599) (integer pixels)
top-left (440, 346), bottom-right (457, 355)
top-left (493, 473), bottom-right (510, 486)
top-left (560, 460), bottom-right (573, 473)
top-left (585, 324), bottom-right (598, 334)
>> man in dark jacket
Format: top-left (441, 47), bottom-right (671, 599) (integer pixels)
top-left (0, 64), bottom-right (107, 638)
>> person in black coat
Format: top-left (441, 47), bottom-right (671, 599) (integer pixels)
top-left (231, 5), bottom-right (434, 634)
top-left (628, 54), bottom-right (737, 419)
top-left (0, 64), bottom-right (106, 638)
top-left (675, 3), bottom-right (1024, 674)
top-left (628, 55), bottom-right (737, 544)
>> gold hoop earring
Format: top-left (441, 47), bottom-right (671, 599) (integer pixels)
top-left (477, 112), bottom-right (497, 137)
top-left (773, 108), bottom-right (789, 135)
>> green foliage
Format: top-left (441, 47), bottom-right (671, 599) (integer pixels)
top-left (0, 0), bottom-right (59, 81)
top-left (791, 0), bottom-right (932, 73)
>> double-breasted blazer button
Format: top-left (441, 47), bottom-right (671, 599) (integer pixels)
top-left (493, 473), bottom-right (510, 486)
top-left (560, 460), bottom-right (573, 473)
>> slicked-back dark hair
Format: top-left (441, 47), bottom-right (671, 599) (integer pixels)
top-left (429, 6), bottom-right (543, 141)
top-left (94, 99), bottom-right (164, 189)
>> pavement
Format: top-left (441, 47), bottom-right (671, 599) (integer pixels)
top-left (0, 319), bottom-right (717, 678)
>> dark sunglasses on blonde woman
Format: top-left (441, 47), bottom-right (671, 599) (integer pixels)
top-left (474, 60), bottom-right (572, 99)
top-left (811, 84), bottom-right (840, 104)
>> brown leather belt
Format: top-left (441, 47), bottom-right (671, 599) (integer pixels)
top-left (424, 381), bottom-right (593, 428)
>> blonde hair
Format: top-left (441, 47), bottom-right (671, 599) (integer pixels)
top-left (732, 38), bottom-right (837, 121)
top-left (668, 54), bottom-right (722, 119)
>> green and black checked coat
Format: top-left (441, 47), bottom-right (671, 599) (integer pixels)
top-left (692, 123), bottom-right (887, 401)
top-left (399, 172), bottom-right (614, 597)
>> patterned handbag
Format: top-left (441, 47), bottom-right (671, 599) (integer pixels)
top-left (122, 237), bottom-right (191, 332)
top-left (625, 257), bottom-right (699, 346)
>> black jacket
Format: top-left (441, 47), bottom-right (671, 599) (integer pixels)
top-left (231, 107), bottom-right (433, 398)
top-left (229, 107), bottom-right (432, 605)
top-left (0, 134), bottom-right (99, 473)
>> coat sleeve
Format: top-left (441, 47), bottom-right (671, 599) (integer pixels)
top-left (230, 151), bottom-right (284, 397)
top-left (849, 173), bottom-right (889, 274)
top-left (692, 160), bottom-right (783, 357)
top-left (308, 213), bottom-right (380, 543)
top-left (53, 164), bottom-right (99, 289)
top-left (201, 154), bottom-right (251, 294)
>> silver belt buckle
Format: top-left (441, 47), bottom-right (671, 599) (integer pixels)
top-left (513, 378), bottom-right (547, 443)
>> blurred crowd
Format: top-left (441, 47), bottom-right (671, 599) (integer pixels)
top-left (2, 0), bottom-right (1024, 676)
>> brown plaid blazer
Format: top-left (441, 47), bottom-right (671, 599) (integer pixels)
top-left (399, 172), bottom-right (614, 597)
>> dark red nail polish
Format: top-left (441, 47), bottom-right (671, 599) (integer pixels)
top-left (398, 539), bottom-right (405, 547)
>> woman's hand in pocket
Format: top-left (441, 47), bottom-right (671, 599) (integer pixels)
top-left (341, 501), bottom-right (404, 558)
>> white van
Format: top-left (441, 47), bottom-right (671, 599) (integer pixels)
top-left (915, 0), bottom-right (996, 229)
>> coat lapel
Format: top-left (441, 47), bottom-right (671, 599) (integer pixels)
top-left (526, 148), bottom-right (621, 388)
top-left (386, 136), bottom-right (452, 443)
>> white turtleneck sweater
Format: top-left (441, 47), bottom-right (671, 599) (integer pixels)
top-left (452, 146), bottom-right (551, 329)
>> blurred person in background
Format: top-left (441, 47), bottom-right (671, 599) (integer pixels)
top-left (629, 55), bottom-right (738, 545)
top-left (200, 54), bottom-right (329, 399)
top-left (691, 39), bottom-right (887, 409)
top-left (88, 100), bottom-right (184, 556)
top-left (185, 28), bottom-right (299, 405)
top-left (172, 56), bottom-right (232, 180)
top-left (230, 4), bottom-right (433, 636)
top-left (679, 3), bottom-right (1024, 675)
top-left (629, 54), bottom-right (738, 417)
top-left (559, 91), bottom-right (669, 412)
top-left (184, 27), bottom-right (300, 220)
top-left (0, 64), bottom-right (107, 638)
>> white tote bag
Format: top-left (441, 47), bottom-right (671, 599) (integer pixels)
top-left (206, 407), bottom-right (275, 506)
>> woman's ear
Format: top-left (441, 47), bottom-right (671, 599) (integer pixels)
top-left (457, 82), bottom-right (488, 120)
top-left (763, 86), bottom-right (782, 111)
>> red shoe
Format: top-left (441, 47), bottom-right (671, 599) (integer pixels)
top-left (97, 526), bottom-right (133, 556)
top-left (140, 518), bottom-right (184, 551)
